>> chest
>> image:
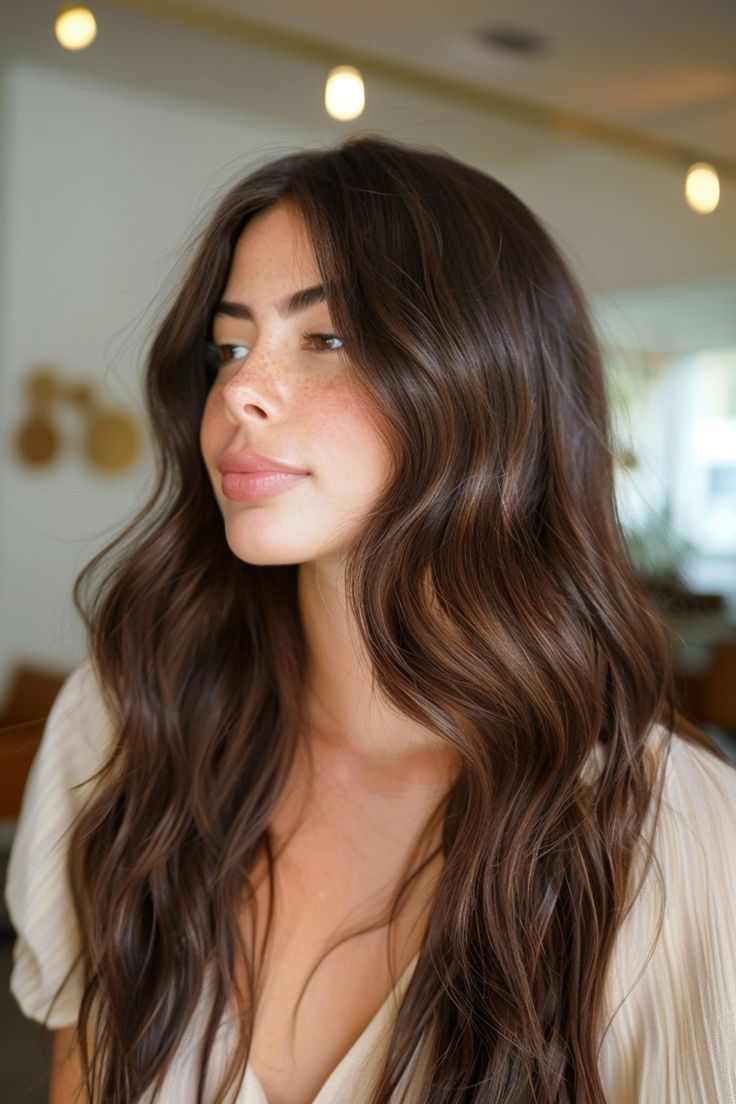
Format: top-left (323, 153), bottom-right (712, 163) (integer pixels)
top-left (236, 782), bottom-right (444, 1104)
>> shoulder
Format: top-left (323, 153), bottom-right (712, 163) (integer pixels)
top-left (4, 657), bottom-right (115, 1028)
top-left (636, 721), bottom-right (736, 938)
top-left (7, 655), bottom-right (115, 865)
top-left (612, 722), bottom-right (736, 974)
top-left (27, 656), bottom-right (115, 794)
top-left (6, 655), bottom-right (116, 902)
top-left (44, 655), bottom-right (113, 751)
top-left (646, 723), bottom-right (736, 903)
top-left (659, 724), bottom-right (736, 830)
top-left (598, 725), bottom-right (736, 1102)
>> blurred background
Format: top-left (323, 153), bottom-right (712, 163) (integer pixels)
top-left (1, 1), bottom-right (734, 1099)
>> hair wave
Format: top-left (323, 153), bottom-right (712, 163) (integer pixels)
top-left (45, 135), bottom-right (731, 1103)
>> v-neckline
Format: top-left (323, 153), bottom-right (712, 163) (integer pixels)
top-left (243, 950), bottom-right (420, 1104)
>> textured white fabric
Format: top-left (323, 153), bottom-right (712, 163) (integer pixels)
top-left (4, 659), bottom-right (736, 1102)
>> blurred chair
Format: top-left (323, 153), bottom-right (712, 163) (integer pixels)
top-left (675, 639), bottom-right (736, 738)
top-left (0, 665), bottom-right (67, 818)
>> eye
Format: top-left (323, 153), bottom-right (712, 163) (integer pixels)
top-left (203, 340), bottom-right (250, 379)
top-left (203, 333), bottom-right (343, 382)
top-left (205, 341), bottom-right (250, 366)
top-left (301, 332), bottom-right (343, 352)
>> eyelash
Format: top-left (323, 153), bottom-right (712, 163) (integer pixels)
top-left (204, 332), bottom-right (343, 375)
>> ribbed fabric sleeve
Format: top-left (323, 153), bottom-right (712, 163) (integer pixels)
top-left (4, 658), bottom-right (113, 1029)
top-left (597, 730), bottom-right (736, 1103)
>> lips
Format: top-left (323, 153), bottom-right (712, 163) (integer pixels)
top-left (216, 448), bottom-right (309, 475)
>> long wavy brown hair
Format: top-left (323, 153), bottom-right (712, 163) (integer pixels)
top-left (46, 135), bottom-right (730, 1103)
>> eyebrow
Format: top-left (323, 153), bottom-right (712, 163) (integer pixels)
top-left (215, 284), bottom-right (327, 322)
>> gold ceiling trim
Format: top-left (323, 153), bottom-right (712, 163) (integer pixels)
top-left (101, 0), bottom-right (736, 180)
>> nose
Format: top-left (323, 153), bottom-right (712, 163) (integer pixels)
top-left (220, 343), bottom-right (288, 424)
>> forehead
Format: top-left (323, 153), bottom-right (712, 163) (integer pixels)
top-left (226, 201), bottom-right (319, 290)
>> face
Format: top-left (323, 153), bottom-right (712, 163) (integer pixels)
top-left (199, 201), bottom-right (393, 578)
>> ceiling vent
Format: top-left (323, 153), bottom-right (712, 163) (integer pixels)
top-left (475, 26), bottom-right (548, 55)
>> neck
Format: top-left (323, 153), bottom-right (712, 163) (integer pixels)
top-left (296, 561), bottom-right (459, 795)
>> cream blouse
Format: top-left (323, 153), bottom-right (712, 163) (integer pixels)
top-left (4, 659), bottom-right (736, 1103)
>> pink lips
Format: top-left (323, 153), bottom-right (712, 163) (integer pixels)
top-left (217, 449), bottom-right (309, 501)
top-left (216, 449), bottom-right (309, 476)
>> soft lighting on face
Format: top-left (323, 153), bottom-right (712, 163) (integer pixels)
top-left (324, 66), bottom-right (365, 121)
top-left (685, 162), bottom-right (720, 214)
top-left (55, 7), bottom-right (98, 50)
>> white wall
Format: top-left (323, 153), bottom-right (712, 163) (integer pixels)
top-left (0, 62), bottom-right (314, 698)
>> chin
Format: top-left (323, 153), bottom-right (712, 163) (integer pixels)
top-left (219, 524), bottom-right (308, 567)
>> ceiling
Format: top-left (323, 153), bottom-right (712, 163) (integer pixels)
top-left (173, 0), bottom-right (736, 162)
top-left (2, 0), bottom-right (735, 353)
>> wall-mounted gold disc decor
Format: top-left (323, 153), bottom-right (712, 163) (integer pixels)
top-left (13, 365), bottom-right (63, 467)
top-left (25, 365), bottom-right (61, 406)
top-left (82, 408), bottom-right (141, 472)
top-left (13, 415), bottom-right (61, 466)
top-left (11, 363), bottom-right (143, 474)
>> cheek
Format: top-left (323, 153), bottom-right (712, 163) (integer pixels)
top-left (198, 394), bottom-right (220, 466)
top-left (309, 383), bottom-right (392, 489)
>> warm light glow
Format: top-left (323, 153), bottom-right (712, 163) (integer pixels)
top-left (685, 162), bottom-right (720, 214)
top-left (55, 7), bottom-right (97, 50)
top-left (324, 66), bottom-right (365, 121)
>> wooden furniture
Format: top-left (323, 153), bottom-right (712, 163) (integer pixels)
top-left (0, 665), bottom-right (68, 818)
top-left (675, 640), bottom-right (736, 735)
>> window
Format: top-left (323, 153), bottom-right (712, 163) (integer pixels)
top-left (607, 346), bottom-right (736, 609)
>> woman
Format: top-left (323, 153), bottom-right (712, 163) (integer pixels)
top-left (6, 135), bottom-right (736, 1104)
